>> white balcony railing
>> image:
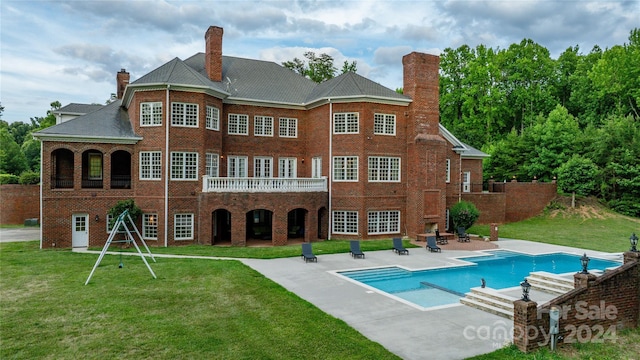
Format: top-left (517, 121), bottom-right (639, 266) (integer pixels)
top-left (202, 176), bottom-right (327, 193)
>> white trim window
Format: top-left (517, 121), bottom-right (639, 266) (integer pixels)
top-left (368, 156), bottom-right (400, 182)
top-left (228, 114), bottom-right (249, 135)
top-left (367, 210), bottom-right (400, 234)
top-left (205, 153), bottom-right (219, 177)
top-left (332, 210), bottom-right (358, 235)
top-left (445, 208), bottom-right (450, 230)
top-left (254, 157), bottom-right (273, 178)
top-left (174, 213), bottom-right (194, 240)
top-left (106, 214), bottom-right (114, 233)
top-left (171, 102), bottom-right (198, 127)
top-left (206, 106), bottom-right (220, 131)
top-left (279, 158), bottom-right (297, 178)
top-left (374, 113), bottom-right (396, 135)
top-left (279, 117), bottom-right (298, 138)
top-left (228, 156), bottom-right (248, 177)
top-left (312, 157), bottom-right (322, 178)
top-left (254, 116), bottom-right (273, 137)
top-left (333, 112), bottom-right (359, 134)
top-left (171, 152), bottom-right (198, 180)
top-left (446, 158), bottom-right (451, 183)
top-left (143, 213), bottom-right (158, 240)
top-left (140, 151), bottom-right (162, 180)
top-left (141, 102), bottom-right (163, 126)
top-left (333, 156), bottom-right (358, 181)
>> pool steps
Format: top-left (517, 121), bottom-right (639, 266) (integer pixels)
top-left (460, 287), bottom-right (517, 319)
top-left (340, 267), bottom-right (410, 282)
top-left (525, 271), bottom-right (575, 295)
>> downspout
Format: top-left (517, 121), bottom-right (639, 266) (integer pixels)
top-left (328, 99), bottom-right (333, 240)
top-left (458, 154), bottom-right (462, 203)
top-left (39, 139), bottom-right (43, 249)
top-left (164, 85), bottom-right (170, 247)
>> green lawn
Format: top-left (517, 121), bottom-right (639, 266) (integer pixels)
top-left (2, 208), bottom-right (639, 359)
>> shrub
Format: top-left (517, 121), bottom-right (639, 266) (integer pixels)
top-left (19, 171), bottom-right (40, 185)
top-left (0, 174), bottom-right (19, 184)
top-left (450, 201), bottom-right (480, 230)
top-left (107, 199), bottom-right (142, 229)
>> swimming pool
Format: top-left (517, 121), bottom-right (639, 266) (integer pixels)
top-left (337, 250), bottom-right (622, 309)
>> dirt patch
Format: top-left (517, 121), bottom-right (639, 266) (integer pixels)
top-left (547, 196), bottom-right (618, 220)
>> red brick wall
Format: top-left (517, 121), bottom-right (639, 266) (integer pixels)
top-left (513, 253), bottom-right (640, 353)
top-left (0, 185), bottom-right (40, 225)
top-left (461, 192), bottom-right (506, 224)
top-left (504, 181), bottom-right (557, 222)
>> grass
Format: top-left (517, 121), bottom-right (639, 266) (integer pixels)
top-left (2, 203), bottom-right (639, 359)
top-left (0, 241), bottom-right (399, 359)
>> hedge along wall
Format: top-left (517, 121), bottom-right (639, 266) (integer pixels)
top-left (0, 184), bottom-right (40, 225)
top-left (513, 252), bottom-right (640, 353)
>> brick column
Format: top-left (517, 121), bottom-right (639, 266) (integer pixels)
top-left (623, 251), bottom-right (640, 264)
top-left (574, 272), bottom-right (597, 289)
top-left (513, 299), bottom-right (539, 353)
top-left (490, 223), bottom-right (499, 241)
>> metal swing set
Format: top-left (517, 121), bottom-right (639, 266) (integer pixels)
top-left (85, 209), bottom-right (157, 285)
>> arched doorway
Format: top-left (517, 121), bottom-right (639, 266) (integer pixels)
top-left (212, 209), bottom-right (231, 245)
top-left (287, 208), bottom-right (307, 239)
top-left (246, 209), bottom-right (272, 241)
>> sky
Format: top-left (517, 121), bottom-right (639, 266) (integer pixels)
top-left (1, 0), bottom-right (638, 123)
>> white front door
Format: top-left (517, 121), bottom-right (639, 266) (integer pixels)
top-left (72, 214), bottom-right (89, 247)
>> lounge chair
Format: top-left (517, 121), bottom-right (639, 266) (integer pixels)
top-left (426, 236), bottom-right (441, 252)
top-left (457, 227), bottom-right (470, 242)
top-left (435, 229), bottom-right (448, 244)
top-left (301, 243), bottom-right (317, 263)
top-left (349, 240), bottom-right (365, 259)
top-left (392, 237), bottom-right (409, 255)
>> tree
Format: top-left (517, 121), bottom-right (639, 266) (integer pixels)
top-left (0, 127), bottom-right (29, 175)
top-left (282, 52), bottom-right (357, 83)
top-left (556, 155), bottom-right (600, 197)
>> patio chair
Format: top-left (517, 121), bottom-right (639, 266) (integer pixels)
top-left (457, 227), bottom-right (470, 242)
top-left (349, 240), bottom-right (365, 259)
top-left (435, 229), bottom-right (448, 245)
top-left (426, 236), bottom-right (441, 252)
top-left (392, 237), bottom-right (409, 255)
top-left (301, 243), bottom-right (317, 263)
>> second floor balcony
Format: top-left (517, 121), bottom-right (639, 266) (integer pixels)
top-left (202, 176), bottom-right (328, 193)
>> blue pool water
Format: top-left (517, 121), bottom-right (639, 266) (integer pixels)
top-left (338, 250), bottom-right (621, 308)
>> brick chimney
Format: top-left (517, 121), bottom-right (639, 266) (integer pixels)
top-left (116, 68), bottom-right (129, 99)
top-left (402, 52), bottom-right (440, 136)
top-left (205, 26), bottom-right (224, 82)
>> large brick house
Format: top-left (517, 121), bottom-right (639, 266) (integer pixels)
top-left (34, 26), bottom-right (487, 248)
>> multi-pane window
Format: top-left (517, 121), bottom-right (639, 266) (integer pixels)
top-left (88, 153), bottom-right (102, 180)
top-left (171, 102), bottom-right (198, 127)
top-left (140, 151), bottom-right (162, 180)
top-left (367, 210), bottom-right (400, 234)
top-left (254, 157), bottom-right (273, 178)
top-left (279, 158), bottom-right (296, 178)
top-left (106, 214), bottom-right (114, 233)
top-left (368, 156), bottom-right (400, 182)
top-left (205, 153), bottom-right (219, 177)
top-left (333, 112), bottom-right (359, 134)
top-left (174, 213), bottom-right (194, 240)
top-left (312, 157), bottom-right (322, 178)
top-left (446, 158), bottom-right (451, 183)
top-left (279, 117), bottom-right (298, 138)
top-left (206, 106), bottom-right (219, 130)
top-left (254, 116), bottom-right (273, 137)
top-left (374, 113), bottom-right (396, 135)
top-left (228, 156), bottom-right (248, 177)
top-left (333, 156), bottom-right (358, 181)
top-left (332, 210), bottom-right (358, 234)
top-left (143, 213), bottom-right (158, 240)
top-left (141, 102), bottom-right (162, 126)
top-left (171, 152), bottom-right (198, 180)
top-left (228, 114), bottom-right (249, 135)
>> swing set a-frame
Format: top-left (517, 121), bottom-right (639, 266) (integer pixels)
top-left (85, 209), bottom-right (157, 285)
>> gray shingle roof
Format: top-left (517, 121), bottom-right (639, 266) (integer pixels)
top-left (306, 71), bottom-right (408, 102)
top-left (33, 100), bottom-right (141, 143)
top-left (54, 103), bottom-right (104, 115)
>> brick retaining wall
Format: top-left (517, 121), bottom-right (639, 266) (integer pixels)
top-left (0, 185), bottom-right (40, 225)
